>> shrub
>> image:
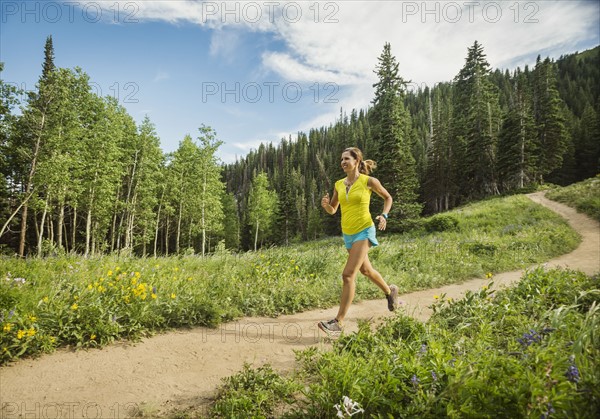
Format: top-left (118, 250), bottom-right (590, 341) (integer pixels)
top-left (424, 214), bottom-right (460, 232)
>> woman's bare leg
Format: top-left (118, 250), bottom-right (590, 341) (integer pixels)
top-left (336, 240), bottom-right (370, 323)
top-left (359, 254), bottom-right (391, 295)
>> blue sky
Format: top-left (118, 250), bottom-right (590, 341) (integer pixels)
top-left (1, 1), bottom-right (599, 163)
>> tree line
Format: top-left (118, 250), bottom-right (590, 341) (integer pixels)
top-left (1, 37), bottom-right (598, 256)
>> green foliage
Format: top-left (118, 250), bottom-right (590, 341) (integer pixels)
top-left (269, 268), bottom-right (599, 418)
top-left (453, 41), bottom-right (502, 198)
top-left (211, 363), bottom-right (301, 418)
top-left (247, 172), bottom-right (279, 251)
top-left (370, 42), bottom-right (422, 221)
top-left (423, 214), bottom-right (459, 233)
top-left (0, 195), bottom-right (581, 364)
top-left (546, 175), bottom-right (600, 221)
top-left (2, 42), bottom-right (598, 255)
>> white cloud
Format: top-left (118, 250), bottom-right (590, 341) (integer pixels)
top-left (85, 1), bottom-right (598, 86)
top-left (76, 0), bottom-right (599, 161)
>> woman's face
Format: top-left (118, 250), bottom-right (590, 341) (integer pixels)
top-left (340, 151), bottom-right (357, 173)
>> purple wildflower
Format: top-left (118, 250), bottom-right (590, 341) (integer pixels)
top-left (541, 402), bottom-right (555, 419)
top-left (565, 365), bottom-right (580, 383)
top-left (517, 329), bottom-right (543, 347)
top-left (411, 374), bottom-right (420, 386)
top-left (431, 371), bottom-right (438, 381)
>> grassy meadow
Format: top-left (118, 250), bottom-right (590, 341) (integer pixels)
top-left (0, 194), bottom-right (581, 364)
top-left (208, 268), bottom-right (599, 418)
top-left (546, 174), bottom-right (600, 221)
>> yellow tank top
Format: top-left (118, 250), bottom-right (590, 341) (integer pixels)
top-left (335, 174), bottom-right (374, 235)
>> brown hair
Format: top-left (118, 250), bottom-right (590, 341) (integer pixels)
top-left (344, 147), bottom-right (377, 174)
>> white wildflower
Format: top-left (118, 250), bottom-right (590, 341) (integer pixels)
top-left (334, 396), bottom-right (364, 418)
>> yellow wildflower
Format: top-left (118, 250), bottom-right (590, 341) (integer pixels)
top-left (90, 334), bottom-right (96, 340)
top-left (17, 330), bottom-right (25, 339)
top-left (28, 315), bottom-right (37, 322)
top-left (27, 328), bottom-right (35, 337)
top-left (49, 337), bottom-right (56, 343)
top-left (151, 293), bottom-right (157, 299)
top-left (187, 277), bottom-right (192, 281)
top-left (71, 303), bottom-right (78, 310)
top-left (140, 293), bottom-right (147, 300)
top-left (107, 270), bottom-right (113, 276)
top-left (486, 272), bottom-right (493, 279)
top-left (3, 323), bottom-right (12, 332)
top-left (135, 271), bottom-right (141, 278)
top-left (482, 285), bottom-right (488, 290)
top-left (433, 295), bottom-right (440, 300)
top-left (115, 266), bottom-right (120, 271)
top-left (42, 296), bottom-right (49, 303)
top-left (174, 267), bottom-right (179, 272)
top-left (171, 293), bottom-right (176, 299)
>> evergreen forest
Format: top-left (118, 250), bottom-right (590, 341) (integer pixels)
top-left (1, 38), bottom-right (598, 255)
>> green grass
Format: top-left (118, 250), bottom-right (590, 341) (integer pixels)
top-left (206, 268), bottom-right (600, 418)
top-left (546, 175), bottom-right (600, 221)
top-left (0, 195), bottom-right (581, 363)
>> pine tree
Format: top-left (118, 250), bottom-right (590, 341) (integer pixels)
top-left (532, 57), bottom-right (569, 182)
top-left (424, 82), bottom-right (456, 212)
top-left (574, 103), bottom-right (600, 180)
top-left (370, 43), bottom-right (421, 223)
top-left (42, 36), bottom-right (55, 80)
top-left (497, 68), bottom-right (537, 191)
top-left (452, 41), bottom-right (501, 198)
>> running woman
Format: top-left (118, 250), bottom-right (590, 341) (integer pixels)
top-left (319, 147), bottom-right (399, 336)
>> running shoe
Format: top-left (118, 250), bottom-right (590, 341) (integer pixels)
top-left (318, 318), bottom-right (343, 336)
top-left (387, 284), bottom-right (399, 311)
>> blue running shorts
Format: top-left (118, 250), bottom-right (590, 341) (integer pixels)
top-left (343, 225), bottom-right (378, 249)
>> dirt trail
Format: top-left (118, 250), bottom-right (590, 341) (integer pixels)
top-left (1, 192), bottom-right (598, 418)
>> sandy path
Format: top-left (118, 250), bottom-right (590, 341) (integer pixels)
top-left (1, 192), bottom-right (598, 418)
